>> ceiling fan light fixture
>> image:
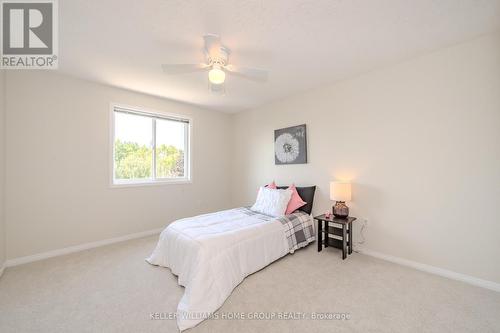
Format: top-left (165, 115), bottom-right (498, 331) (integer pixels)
top-left (161, 34), bottom-right (269, 91)
top-left (208, 65), bottom-right (225, 85)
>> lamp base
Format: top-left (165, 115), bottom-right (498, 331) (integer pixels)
top-left (333, 201), bottom-right (349, 218)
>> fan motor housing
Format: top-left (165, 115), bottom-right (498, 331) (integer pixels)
top-left (208, 46), bottom-right (230, 66)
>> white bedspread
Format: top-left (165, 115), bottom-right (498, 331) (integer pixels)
top-left (146, 208), bottom-right (309, 331)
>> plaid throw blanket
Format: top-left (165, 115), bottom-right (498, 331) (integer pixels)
top-left (237, 207), bottom-right (315, 253)
top-left (277, 212), bottom-right (315, 253)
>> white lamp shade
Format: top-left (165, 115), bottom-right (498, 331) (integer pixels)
top-left (330, 181), bottom-right (352, 202)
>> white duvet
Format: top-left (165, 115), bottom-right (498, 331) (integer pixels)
top-left (146, 208), bottom-right (312, 331)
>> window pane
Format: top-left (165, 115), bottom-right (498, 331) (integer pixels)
top-left (114, 112), bottom-right (153, 181)
top-left (156, 118), bottom-right (186, 178)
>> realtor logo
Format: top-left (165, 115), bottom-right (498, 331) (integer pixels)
top-left (1, 0), bottom-right (58, 69)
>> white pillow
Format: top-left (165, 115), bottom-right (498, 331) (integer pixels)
top-left (251, 187), bottom-right (293, 217)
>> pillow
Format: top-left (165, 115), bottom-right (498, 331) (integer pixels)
top-left (266, 181), bottom-right (277, 189)
top-left (277, 186), bottom-right (316, 215)
top-left (285, 184), bottom-right (307, 215)
top-left (251, 187), bottom-right (292, 217)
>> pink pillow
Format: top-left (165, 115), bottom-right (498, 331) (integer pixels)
top-left (285, 184), bottom-right (307, 214)
top-left (266, 181), bottom-right (277, 189)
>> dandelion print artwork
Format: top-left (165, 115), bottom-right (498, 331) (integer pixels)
top-left (275, 133), bottom-right (299, 163)
top-left (274, 124), bottom-right (307, 164)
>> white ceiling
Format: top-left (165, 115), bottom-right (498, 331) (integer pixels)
top-left (59, 0), bottom-right (500, 113)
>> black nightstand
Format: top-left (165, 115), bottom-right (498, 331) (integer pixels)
top-left (314, 215), bottom-right (357, 259)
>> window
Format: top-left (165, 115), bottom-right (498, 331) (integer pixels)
top-left (111, 105), bottom-right (191, 186)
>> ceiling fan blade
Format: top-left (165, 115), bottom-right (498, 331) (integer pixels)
top-left (224, 65), bottom-right (268, 82)
top-left (203, 33), bottom-right (222, 58)
top-left (161, 63), bottom-right (210, 74)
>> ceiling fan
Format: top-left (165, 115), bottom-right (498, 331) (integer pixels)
top-left (161, 34), bottom-right (269, 94)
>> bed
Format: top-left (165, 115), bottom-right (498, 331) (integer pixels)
top-left (146, 186), bottom-right (316, 331)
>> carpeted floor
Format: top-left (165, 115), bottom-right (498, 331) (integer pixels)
top-left (1, 235), bottom-right (499, 333)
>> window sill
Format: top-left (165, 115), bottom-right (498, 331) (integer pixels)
top-left (110, 178), bottom-right (192, 188)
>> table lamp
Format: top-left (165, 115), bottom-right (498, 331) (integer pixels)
top-left (330, 181), bottom-right (352, 218)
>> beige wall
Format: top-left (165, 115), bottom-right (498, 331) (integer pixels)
top-left (5, 71), bottom-right (232, 259)
top-left (0, 70), bottom-right (5, 268)
top-left (231, 33), bottom-right (500, 283)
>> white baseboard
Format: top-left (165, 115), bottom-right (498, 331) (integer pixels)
top-left (357, 248), bottom-right (500, 293)
top-left (4, 228), bottom-right (163, 268)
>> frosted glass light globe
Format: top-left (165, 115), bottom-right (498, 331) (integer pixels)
top-left (208, 65), bottom-right (225, 85)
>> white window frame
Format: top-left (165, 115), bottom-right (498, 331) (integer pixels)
top-left (109, 103), bottom-right (192, 187)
